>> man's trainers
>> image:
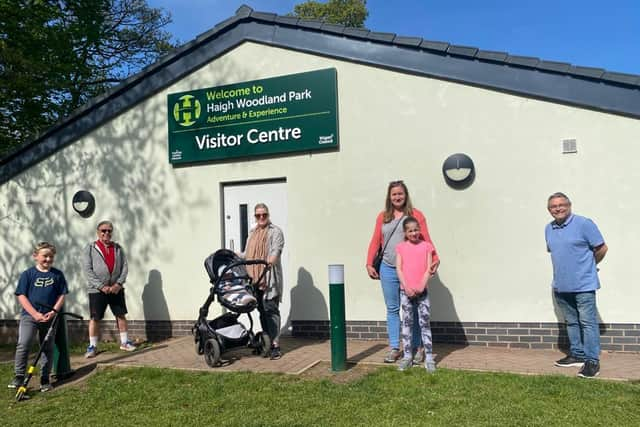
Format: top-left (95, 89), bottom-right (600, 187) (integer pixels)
top-left (8, 376), bottom-right (24, 389)
top-left (120, 341), bottom-right (137, 352)
top-left (397, 358), bottom-right (413, 371)
top-left (384, 348), bottom-right (401, 363)
top-left (85, 345), bottom-right (97, 358)
top-left (413, 348), bottom-right (425, 365)
top-left (554, 355), bottom-right (585, 368)
top-left (40, 378), bottom-right (52, 392)
top-left (578, 360), bottom-right (600, 378)
top-left (425, 360), bottom-right (437, 373)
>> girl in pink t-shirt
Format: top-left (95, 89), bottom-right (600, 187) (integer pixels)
top-left (395, 216), bottom-right (436, 372)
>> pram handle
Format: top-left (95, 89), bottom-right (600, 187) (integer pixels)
top-left (243, 259), bottom-right (270, 266)
top-left (217, 259), bottom-right (270, 288)
top-left (36, 302), bottom-right (84, 320)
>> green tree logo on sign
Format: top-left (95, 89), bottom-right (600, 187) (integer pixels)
top-left (173, 95), bottom-right (201, 126)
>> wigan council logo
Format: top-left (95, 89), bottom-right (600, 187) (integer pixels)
top-left (173, 94), bottom-right (201, 127)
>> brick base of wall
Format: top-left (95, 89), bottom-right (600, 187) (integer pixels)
top-left (2, 319), bottom-right (639, 352)
top-left (291, 320), bottom-right (640, 352)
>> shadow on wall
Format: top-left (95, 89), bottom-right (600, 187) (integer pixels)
top-left (551, 289), bottom-right (607, 352)
top-left (429, 272), bottom-right (468, 357)
top-left (142, 269), bottom-right (171, 341)
top-left (0, 60), bottom-right (260, 324)
top-left (283, 267), bottom-right (328, 336)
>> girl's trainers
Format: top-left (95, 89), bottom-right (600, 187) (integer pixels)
top-left (425, 360), bottom-right (437, 373)
top-left (120, 341), bottom-right (137, 352)
top-left (397, 358), bottom-right (413, 371)
top-left (413, 348), bottom-right (425, 364)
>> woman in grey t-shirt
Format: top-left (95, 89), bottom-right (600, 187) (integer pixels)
top-left (366, 181), bottom-right (439, 363)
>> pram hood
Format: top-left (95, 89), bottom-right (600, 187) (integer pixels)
top-left (204, 249), bottom-right (259, 313)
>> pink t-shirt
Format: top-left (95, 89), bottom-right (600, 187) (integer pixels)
top-left (396, 240), bottom-right (434, 294)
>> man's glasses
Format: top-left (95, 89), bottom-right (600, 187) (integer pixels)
top-left (99, 229), bottom-right (113, 234)
top-left (254, 213), bottom-right (269, 219)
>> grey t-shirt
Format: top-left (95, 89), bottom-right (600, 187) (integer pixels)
top-left (381, 217), bottom-right (405, 267)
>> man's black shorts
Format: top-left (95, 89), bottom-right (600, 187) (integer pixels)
top-left (89, 290), bottom-right (128, 320)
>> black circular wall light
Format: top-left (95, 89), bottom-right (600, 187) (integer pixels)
top-left (442, 153), bottom-right (475, 189)
top-left (72, 190), bottom-right (96, 218)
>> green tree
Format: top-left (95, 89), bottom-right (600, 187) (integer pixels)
top-left (0, 0), bottom-right (174, 158)
top-left (292, 0), bottom-right (368, 27)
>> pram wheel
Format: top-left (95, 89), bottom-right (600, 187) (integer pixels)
top-left (204, 338), bottom-right (221, 367)
top-left (256, 332), bottom-right (271, 358)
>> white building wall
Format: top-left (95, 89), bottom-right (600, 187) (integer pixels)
top-left (1, 42), bottom-right (638, 325)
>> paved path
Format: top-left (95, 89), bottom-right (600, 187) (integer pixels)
top-left (66, 336), bottom-right (640, 381)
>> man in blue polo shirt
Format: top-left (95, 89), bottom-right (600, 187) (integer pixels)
top-left (545, 192), bottom-right (607, 378)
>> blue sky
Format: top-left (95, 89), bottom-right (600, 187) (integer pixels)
top-left (148, 0), bottom-right (640, 75)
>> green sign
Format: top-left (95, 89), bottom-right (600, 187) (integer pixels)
top-left (167, 68), bottom-right (339, 164)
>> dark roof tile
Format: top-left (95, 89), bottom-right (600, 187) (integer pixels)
top-left (537, 60), bottom-right (571, 73)
top-left (394, 36), bottom-right (423, 47)
top-left (296, 19), bottom-right (324, 30)
top-left (476, 50), bottom-right (508, 63)
top-left (274, 16), bottom-right (300, 26)
top-left (601, 71), bottom-right (640, 86)
top-left (420, 40), bottom-right (449, 52)
top-left (320, 23), bottom-right (346, 34)
top-left (235, 5), bottom-right (252, 18)
top-left (506, 55), bottom-right (540, 68)
top-left (570, 65), bottom-right (605, 79)
top-left (343, 27), bottom-right (370, 39)
top-left (250, 12), bottom-right (277, 22)
top-left (367, 31), bottom-right (396, 43)
top-left (447, 45), bottom-right (478, 58)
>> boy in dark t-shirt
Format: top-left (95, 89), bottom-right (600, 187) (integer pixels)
top-left (8, 242), bottom-right (68, 392)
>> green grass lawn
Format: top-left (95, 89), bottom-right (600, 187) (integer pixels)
top-left (2, 362), bottom-right (639, 426)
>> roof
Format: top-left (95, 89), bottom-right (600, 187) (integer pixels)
top-left (2, 4), bottom-right (639, 184)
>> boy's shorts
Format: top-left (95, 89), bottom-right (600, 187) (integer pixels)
top-left (89, 290), bottom-right (128, 320)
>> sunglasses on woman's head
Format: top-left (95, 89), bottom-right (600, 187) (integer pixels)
top-left (389, 180), bottom-right (404, 185)
top-left (254, 213), bottom-right (268, 219)
top-left (99, 229), bottom-right (113, 234)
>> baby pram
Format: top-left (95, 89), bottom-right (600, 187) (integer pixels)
top-left (193, 249), bottom-right (271, 367)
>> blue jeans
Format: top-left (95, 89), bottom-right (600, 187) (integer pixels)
top-left (554, 291), bottom-right (600, 362)
top-left (379, 262), bottom-right (421, 350)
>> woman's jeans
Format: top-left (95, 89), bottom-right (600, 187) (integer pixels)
top-left (379, 262), bottom-right (421, 350)
top-left (554, 291), bottom-right (600, 362)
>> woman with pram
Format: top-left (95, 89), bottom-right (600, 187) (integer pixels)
top-left (242, 203), bottom-right (285, 360)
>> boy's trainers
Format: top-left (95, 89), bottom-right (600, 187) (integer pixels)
top-left (120, 341), bottom-right (137, 352)
top-left (578, 360), bottom-right (600, 378)
top-left (554, 355), bottom-right (585, 368)
top-left (397, 358), bottom-right (413, 371)
top-left (85, 345), bottom-right (97, 358)
top-left (8, 376), bottom-right (24, 389)
top-left (40, 378), bottom-right (52, 392)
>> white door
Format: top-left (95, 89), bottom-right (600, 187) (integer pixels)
top-left (222, 180), bottom-right (289, 335)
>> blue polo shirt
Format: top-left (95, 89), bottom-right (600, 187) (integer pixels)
top-left (545, 214), bottom-right (604, 292)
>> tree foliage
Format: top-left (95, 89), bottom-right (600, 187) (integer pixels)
top-left (292, 0), bottom-right (368, 27)
top-left (0, 0), bottom-right (174, 157)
